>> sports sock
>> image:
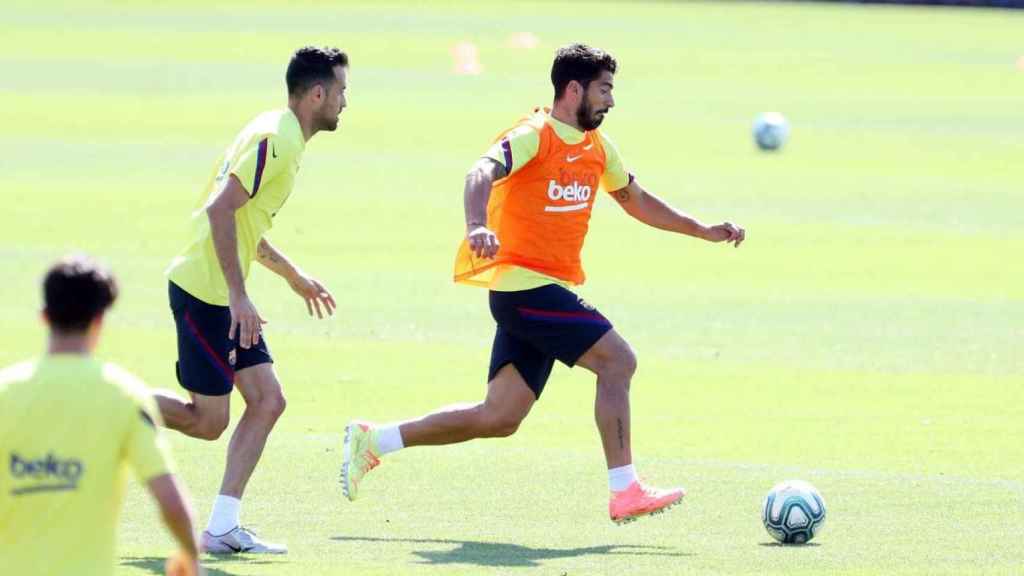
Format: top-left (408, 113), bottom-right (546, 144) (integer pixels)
top-left (608, 464), bottom-right (638, 492)
top-left (207, 494), bottom-right (241, 536)
top-left (376, 424), bottom-right (404, 455)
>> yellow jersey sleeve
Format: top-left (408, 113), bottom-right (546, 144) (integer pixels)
top-left (231, 134), bottom-right (291, 198)
top-left (103, 364), bottom-right (173, 482)
top-left (598, 131), bottom-right (630, 192)
top-left (125, 395), bottom-right (173, 482)
top-left (483, 124), bottom-right (540, 177)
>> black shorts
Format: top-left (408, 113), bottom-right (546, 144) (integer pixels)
top-left (488, 284), bottom-right (613, 400)
top-left (169, 281), bottom-right (272, 396)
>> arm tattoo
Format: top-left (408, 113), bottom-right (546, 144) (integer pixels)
top-left (613, 188), bottom-right (630, 204)
top-left (617, 418), bottom-right (624, 449)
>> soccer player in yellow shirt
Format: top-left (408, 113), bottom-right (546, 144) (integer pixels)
top-left (0, 254), bottom-right (202, 576)
top-left (156, 46), bottom-right (346, 553)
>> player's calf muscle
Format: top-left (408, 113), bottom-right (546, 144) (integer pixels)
top-left (153, 391), bottom-right (197, 431)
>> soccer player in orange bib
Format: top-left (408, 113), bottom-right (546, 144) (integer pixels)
top-left (342, 44), bottom-right (745, 524)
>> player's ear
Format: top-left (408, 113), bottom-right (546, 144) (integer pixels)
top-left (87, 314), bottom-right (105, 346)
top-left (40, 308), bottom-right (50, 327)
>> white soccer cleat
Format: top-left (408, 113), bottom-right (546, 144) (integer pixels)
top-left (201, 526), bottom-right (287, 555)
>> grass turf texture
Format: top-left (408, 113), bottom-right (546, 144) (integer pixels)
top-left (1, 1), bottom-right (1022, 574)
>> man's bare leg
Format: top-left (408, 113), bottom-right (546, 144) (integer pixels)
top-left (576, 329), bottom-right (684, 523)
top-left (219, 363), bottom-right (285, 499)
top-left (340, 364), bottom-right (535, 501)
top-left (154, 389), bottom-right (230, 441)
top-left (400, 364), bottom-right (536, 445)
top-left (202, 363), bottom-right (288, 554)
top-left (575, 330), bottom-right (636, 469)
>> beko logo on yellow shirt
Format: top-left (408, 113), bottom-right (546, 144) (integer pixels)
top-left (8, 452), bottom-right (85, 495)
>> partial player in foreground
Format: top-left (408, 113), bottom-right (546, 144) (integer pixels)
top-left (342, 44), bottom-right (745, 524)
top-left (155, 46), bottom-right (344, 553)
top-left (0, 254), bottom-right (203, 576)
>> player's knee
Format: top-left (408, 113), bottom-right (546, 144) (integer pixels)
top-left (249, 391), bottom-right (286, 423)
top-left (480, 410), bottom-right (523, 438)
top-left (598, 346), bottom-right (637, 382)
top-left (263, 392), bottom-right (286, 421)
top-left (489, 419), bottom-right (521, 438)
top-left (619, 348), bottom-right (638, 380)
top-left (193, 415), bottom-right (229, 441)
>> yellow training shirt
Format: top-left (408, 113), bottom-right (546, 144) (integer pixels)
top-left (167, 108), bottom-right (306, 305)
top-left (0, 355), bottom-right (173, 576)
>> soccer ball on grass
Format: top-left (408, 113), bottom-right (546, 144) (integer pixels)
top-left (762, 480), bottom-right (826, 544)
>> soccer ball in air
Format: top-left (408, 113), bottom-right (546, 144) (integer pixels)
top-left (762, 480), bottom-right (826, 544)
top-left (752, 112), bottom-right (789, 151)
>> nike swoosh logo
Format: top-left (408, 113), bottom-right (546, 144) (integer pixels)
top-left (566, 154), bottom-right (582, 162)
top-left (225, 543), bottom-right (243, 553)
top-left (583, 143), bottom-right (594, 150)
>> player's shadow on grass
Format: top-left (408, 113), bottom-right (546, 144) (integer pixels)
top-left (120, 555), bottom-right (279, 575)
top-left (332, 536), bottom-right (693, 568)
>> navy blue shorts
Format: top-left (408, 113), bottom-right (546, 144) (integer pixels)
top-left (169, 281), bottom-right (272, 396)
top-left (488, 284), bottom-right (613, 400)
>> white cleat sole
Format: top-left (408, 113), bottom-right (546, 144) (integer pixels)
top-left (340, 422), bottom-right (355, 501)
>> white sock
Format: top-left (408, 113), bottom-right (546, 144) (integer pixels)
top-left (207, 495), bottom-right (241, 536)
top-left (608, 464), bottom-right (638, 492)
top-left (376, 425), bottom-right (404, 455)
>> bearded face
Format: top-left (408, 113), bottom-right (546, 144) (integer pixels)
top-left (575, 71), bottom-right (614, 130)
top-left (316, 65), bottom-right (348, 132)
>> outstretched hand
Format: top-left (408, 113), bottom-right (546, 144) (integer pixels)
top-left (704, 222), bottom-right (745, 247)
top-left (288, 274), bottom-right (336, 319)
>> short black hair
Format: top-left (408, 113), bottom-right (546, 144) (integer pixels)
top-left (551, 43), bottom-right (617, 100)
top-left (286, 46), bottom-right (349, 96)
top-left (43, 254), bottom-right (118, 333)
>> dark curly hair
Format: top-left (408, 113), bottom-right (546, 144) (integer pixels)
top-left (286, 46), bottom-right (349, 96)
top-left (551, 43), bottom-right (617, 100)
top-left (43, 254), bottom-right (119, 333)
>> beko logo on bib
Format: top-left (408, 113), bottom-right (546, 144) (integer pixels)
top-left (547, 180), bottom-right (592, 202)
top-left (545, 170), bottom-right (598, 213)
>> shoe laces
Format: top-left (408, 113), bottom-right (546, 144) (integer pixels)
top-left (629, 482), bottom-right (661, 500)
top-left (234, 527), bottom-right (259, 546)
top-left (361, 451), bottom-right (380, 472)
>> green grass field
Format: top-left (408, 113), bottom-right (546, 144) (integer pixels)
top-left (2, 0), bottom-right (1022, 574)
